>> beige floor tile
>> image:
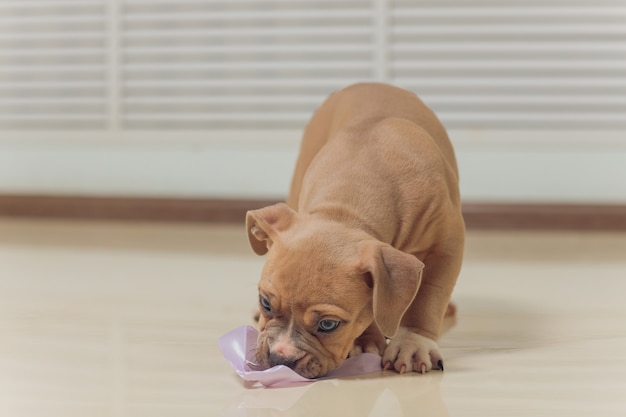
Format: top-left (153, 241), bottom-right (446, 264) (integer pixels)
top-left (1, 220), bottom-right (625, 416)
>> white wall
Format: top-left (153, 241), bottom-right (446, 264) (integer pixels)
top-left (2, 129), bottom-right (625, 204)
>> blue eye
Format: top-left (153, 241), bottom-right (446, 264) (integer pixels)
top-left (318, 319), bottom-right (340, 333)
top-left (259, 296), bottom-right (271, 312)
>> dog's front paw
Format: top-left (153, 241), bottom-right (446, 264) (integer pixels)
top-left (382, 327), bottom-right (444, 374)
top-left (348, 325), bottom-right (387, 358)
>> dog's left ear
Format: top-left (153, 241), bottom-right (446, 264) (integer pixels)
top-left (246, 203), bottom-right (297, 255)
top-left (360, 242), bottom-right (424, 338)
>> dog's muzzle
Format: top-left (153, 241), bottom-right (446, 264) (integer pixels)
top-left (268, 352), bottom-right (298, 369)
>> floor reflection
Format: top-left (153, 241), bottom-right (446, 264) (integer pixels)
top-left (223, 371), bottom-right (448, 417)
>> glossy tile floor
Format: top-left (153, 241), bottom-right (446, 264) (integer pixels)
top-left (1, 219), bottom-right (625, 417)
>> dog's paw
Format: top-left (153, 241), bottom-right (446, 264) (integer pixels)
top-left (382, 327), bottom-right (444, 374)
top-left (348, 326), bottom-right (387, 358)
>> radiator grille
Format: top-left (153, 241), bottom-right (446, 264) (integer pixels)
top-left (0, 0), bottom-right (624, 132)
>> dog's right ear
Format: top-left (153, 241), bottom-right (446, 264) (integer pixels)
top-left (359, 241), bottom-right (424, 338)
top-left (246, 203), bottom-right (297, 255)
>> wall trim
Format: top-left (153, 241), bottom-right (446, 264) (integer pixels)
top-left (0, 195), bottom-right (625, 230)
top-left (461, 203), bottom-right (626, 231)
top-left (0, 195), bottom-right (276, 224)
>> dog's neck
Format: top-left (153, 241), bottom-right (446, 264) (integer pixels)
top-left (305, 203), bottom-right (387, 243)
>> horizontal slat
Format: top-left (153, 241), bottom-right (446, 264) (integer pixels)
top-left (393, 18), bottom-right (626, 29)
top-left (0, 22), bottom-right (105, 33)
top-left (120, 112), bottom-right (626, 123)
top-left (394, 51), bottom-right (624, 61)
top-left (403, 85), bottom-right (626, 96)
top-left (123, 44), bottom-right (372, 54)
top-left (122, 78), bottom-right (370, 88)
top-left (394, 60), bottom-right (626, 70)
top-left (122, 0), bottom-right (365, 12)
top-left (124, 113), bottom-right (308, 121)
top-left (0, 56), bottom-right (105, 66)
top-left (0, 103), bottom-right (104, 114)
top-left (0, 121), bottom-right (105, 129)
top-left (1, 48), bottom-right (105, 56)
top-left (124, 104), bottom-right (314, 114)
top-left (394, 77), bottom-right (626, 87)
top-left (0, 36), bottom-right (104, 50)
top-left (393, 69), bottom-right (626, 78)
top-left (440, 112), bottom-right (626, 121)
top-left (0, 72), bottom-right (104, 82)
top-left (123, 52), bottom-right (370, 65)
top-left (0, 64), bottom-right (105, 72)
top-left (123, 21), bottom-right (370, 33)
top-left (0, 16), bottom-right (105, 25)
top-left (124, 70), bottom-right (371, 80)
top-left (0, 97), bottom-right (105, 104)
top-left (0, 114), bottom-right (104, 121)
top-left (0, 1), bottom-right (103, 6)
top-left (434, 103), bottom-right (626, 113)
top-left (0, 87), bottom-right (105, 98)
top-left (0, 31), bottom-right (103, 39)
top-left (121, 121), bottom-right (304, 129)
top-left (124, 61), bottom-right (372, 72)
top-left (120, 94), bottom-right (626, 106)
top-left (122, 10), bottom-right (371, 21)
top-left (394, 35), bottom-right (626, 44)
top-left (123, 35), bottom-right (369, 47)
top-left (124, 36), bottom-right (369, 48)
top-left (393, 41), bottom-right (626, 52)
top-left (390, 6), bottom-right (626, 18)
top-left (122, 85), bottom-right (348, 97)
top-left (393, 24), bottom-right (626, 35)
top-left (0, 81), bottom-right (105, 88)
top-left (123, 96), bottom-right (324, 104)
top-left (123, 0), bottom-right (365, 6)
top-left (425, 95), bottom-right (626, 105)
top-left (125, 27), bottom-right (370, 38)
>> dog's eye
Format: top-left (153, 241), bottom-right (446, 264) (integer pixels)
top-left (318, 319), bottom-right (340, 333)
top-left (259, 295), bottom-right (271, 312)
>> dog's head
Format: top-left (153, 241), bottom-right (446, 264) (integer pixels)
top-left (246, 203), bottom-right (424, 378)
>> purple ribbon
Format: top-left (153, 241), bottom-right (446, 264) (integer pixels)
top-left (218, 326), bottom-right (384, 388)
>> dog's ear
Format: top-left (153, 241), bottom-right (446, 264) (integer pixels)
top-left (360, 242), bottom-right (424, 338)
top-left (246, 203), bottom-right (297, 255)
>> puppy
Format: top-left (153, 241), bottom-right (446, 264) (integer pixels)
top-left (246, 83), bottom-right (464, 378)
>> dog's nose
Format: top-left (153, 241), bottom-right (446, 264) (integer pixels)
top-left (268, 352), bottom-right (298, 369)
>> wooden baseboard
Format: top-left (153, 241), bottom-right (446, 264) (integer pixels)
top-left (0, 195), bottom-right (625, 230)
top-left (461, 203), bottom-right (626, 230)
top-left (0, 195), bottom-right (277, 224)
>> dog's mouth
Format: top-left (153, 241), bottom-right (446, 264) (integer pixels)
top-left (255, 347), bottom-right (335, 379)
top-left (267, 350), bottom-right (307, 368)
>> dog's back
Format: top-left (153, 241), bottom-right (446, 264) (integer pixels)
top-left (287, 83), bottom-right (458, 210)
top-left (287, 83), bottom-right (462, 256)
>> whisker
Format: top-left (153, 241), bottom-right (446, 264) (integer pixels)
top-left (245, 347), bottom-right (263, 369)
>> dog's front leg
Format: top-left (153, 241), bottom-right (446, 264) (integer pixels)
top-left (383, 250), bottom-right (462, 373)
top-left (349, 322), bottom-right (387, 358)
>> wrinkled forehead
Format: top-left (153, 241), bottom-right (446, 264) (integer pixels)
top-left (263, 236), bottom-right (357, 278)
top-left (259, 240), bottom-right (366, 304)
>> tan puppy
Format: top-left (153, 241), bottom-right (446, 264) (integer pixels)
top-left (246, 83), bottom-right (464, 378)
